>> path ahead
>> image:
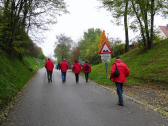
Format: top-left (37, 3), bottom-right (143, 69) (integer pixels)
top-left (2, 69), bottom-right (168, 126)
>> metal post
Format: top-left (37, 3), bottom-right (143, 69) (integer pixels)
top-left (105, 62), bottom-right (108, 79)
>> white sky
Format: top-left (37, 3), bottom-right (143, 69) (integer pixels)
top-left (35, 0), bottom-right (168, 57)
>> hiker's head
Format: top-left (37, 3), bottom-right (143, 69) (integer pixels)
top-left (115, 56), bottom-right (122, 62)
top-left (116, 56), bottom-right (120, 59)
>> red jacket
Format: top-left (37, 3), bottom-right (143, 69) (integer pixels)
top-left (60, 60), bottom-right (69, 72)
top-left (111, 59), bottom-right (130, 83)
top-left (73, 63), bottom-right (82, 74)
top-left (83, 63), bottom-right (92, 73)
top-left (45, 60), bottom-right (54, 72)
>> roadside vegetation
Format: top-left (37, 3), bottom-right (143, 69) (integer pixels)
top-left (0, 51), bottom-right (41, 109)
top-left (0, 0), bottom-right (67, 122)
top-left (90, 39), bottom-right (168, 87)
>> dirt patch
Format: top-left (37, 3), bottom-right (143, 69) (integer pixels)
top-left (104, 83), bottom-right (168, 117)
top-left (125, 84), bottom-right (168, 111)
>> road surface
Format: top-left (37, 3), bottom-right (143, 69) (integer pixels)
top-left (2, 69), bottom-right (168, 126)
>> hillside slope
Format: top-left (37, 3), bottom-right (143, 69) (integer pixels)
top-left (90, 39), bottom-right (168, 86)
top-left (0, 50), bottom-right (41, 110)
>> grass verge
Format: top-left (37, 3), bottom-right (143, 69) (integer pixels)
top-left (0, 50), bottom-right (42, 123)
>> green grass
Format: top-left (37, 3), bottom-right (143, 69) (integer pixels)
top-left (90, 39), bottom-right (168, 86)
top-left (0, 50), bottom-right (41, 109)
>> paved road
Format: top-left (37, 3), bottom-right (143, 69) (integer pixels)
top-left (2, 69), bottom-right (168, 126)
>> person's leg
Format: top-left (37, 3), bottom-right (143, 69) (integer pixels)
top-left (87, 73), bottom-right (90, 82)
top-left (75, 74), bottom-right (78, 83)
top-left (116, 83), bottom-right (124, 106)
top-left (75, 74), bottom-right (77, 83)
top-left (50, 71), bottom-right (53, 82)
top-left (48, 71), bottom-right (51, 82)
top-left (85, 73), bottom-right (88, 82)
top-left (47, 70), bottom-right (50, 82)
top-left (61, 72), bottom-right (65, 83)
top-left (64, 72), bottom-right (66, 82)
top-left (77, 74), bottom-right (79, 83)
top-left (85, 73), bottom-right (87, 82)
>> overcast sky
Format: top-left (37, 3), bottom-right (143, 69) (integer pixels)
top-left (35, 0), bottom-right (168, 57)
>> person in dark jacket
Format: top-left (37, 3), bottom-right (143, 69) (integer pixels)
top-left (45, 58), bottom-right (54, 83)
top-left (110, 57), bottom-right (130, 106)
top-left (60, 59), bottom-right (69, 83)
top-left (72, 60), bottom-right (82, 83)
top-left (56, 62), bottom-right (61, 70)
top-left (83, 61), bottom-right (92, 82)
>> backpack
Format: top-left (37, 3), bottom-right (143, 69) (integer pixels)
top-left (114, 63), bottom-right (120, 77)
top-left (85, 64), bottom-right (90, 72)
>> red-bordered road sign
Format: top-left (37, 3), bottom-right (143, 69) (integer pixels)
top-left (98, 43), bottom-right (112, 54)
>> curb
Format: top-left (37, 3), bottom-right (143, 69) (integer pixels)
top-left (98, 84), bottom-right (168, 119)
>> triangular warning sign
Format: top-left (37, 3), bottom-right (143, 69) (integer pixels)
top-left (98, 30), bottom-right (110, 50)
top-left (99, 43), bottom-right (112, 54)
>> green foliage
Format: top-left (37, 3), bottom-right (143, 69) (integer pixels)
top-left (102, 0), bottom-right (168, 50)
top-left (90, 39), bottom-right (168, 86)
top-left (0, 50), bottom-right (40, 109)
top-left (54, 34), bottom-right (73, 63)
top-left (124, 39), bottom-right (168, 85)
top-left (112, 43), bottom-right (125, 56)
top-left (0, 0), bottom-right (67, 57)
top-left (90, 63), bottom-right (112, 86)
top-left (78, 28), bottom-right (102, 65)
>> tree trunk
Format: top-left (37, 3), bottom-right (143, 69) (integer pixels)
top-left (149, 0), bottom-right (155, 49)
top-left (22, 0), bottom-right (28, 29)
top-left (138, 1), bottom-right (150, 49)
top-left (144, 12), bottom-right (150, 49)
top-left (131, 0), bottom-right (147, 47)
top-left (124, 0), bottom-right (129, 52)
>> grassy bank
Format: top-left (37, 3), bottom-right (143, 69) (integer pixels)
top-left (90, 39), bottom-right (168, 87)
top-left (0, 50), bottom-right (42, 111)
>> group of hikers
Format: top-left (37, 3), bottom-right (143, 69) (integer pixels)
top-left (45, 58), bottom-right (92, 83)
top-left (45, 57), bottom-right (130, 106)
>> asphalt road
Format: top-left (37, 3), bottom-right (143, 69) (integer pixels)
top-left (2, 69), bottom-right (168, 126)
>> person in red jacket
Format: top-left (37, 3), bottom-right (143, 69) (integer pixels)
top-left (83, 61), bottom-right (92, 83)
top-left (110, 56), bottom-right (130, 106)
top-left (45, 58), bottom-right (54, 83)
top-left (60, 59), bottom-right (69, 83)
top-left (72, 60), bottom-right (82, 83)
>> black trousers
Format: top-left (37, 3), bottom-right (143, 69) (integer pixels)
top-left (75, 74), bottom-right (79, 83)
top-left (85, 73), bottom-right (89, 82)
top-left (47, 70), bottom-right (52, 82)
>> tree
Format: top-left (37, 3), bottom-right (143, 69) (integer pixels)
top-left (54, 34), bottom-right (73, 63)
top-left (102, 0), bottom-right (130, 52)
top-left (130, 0), bottom-right (168, 49)
top-left (0, 0), bottom-right (67, 55)
top-left (101, 0), bottom-right (168, 50)
top-left (77, 28), bottom-right (102, 65)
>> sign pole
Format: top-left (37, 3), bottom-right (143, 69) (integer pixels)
top-left (98, 31), bottom-right (112, 79)
top-left (105, 62), bottom-right (108, 79)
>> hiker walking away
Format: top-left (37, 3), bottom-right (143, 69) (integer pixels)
top-left (72, 60), bottom-right (82, 83)
top-left (56, 62), bottom-right (61, 70)
top-left (110, 56), bottom-right (130, 106)
top-left (83, 61), bottom-right (92, 83)
top-left (45, 58), bottom-right (54, 83)
top-left (60, 59), bottom-right (69, 83)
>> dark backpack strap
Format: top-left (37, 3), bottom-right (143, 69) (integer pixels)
top-left (115, 63), bottom-right (118, 70)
